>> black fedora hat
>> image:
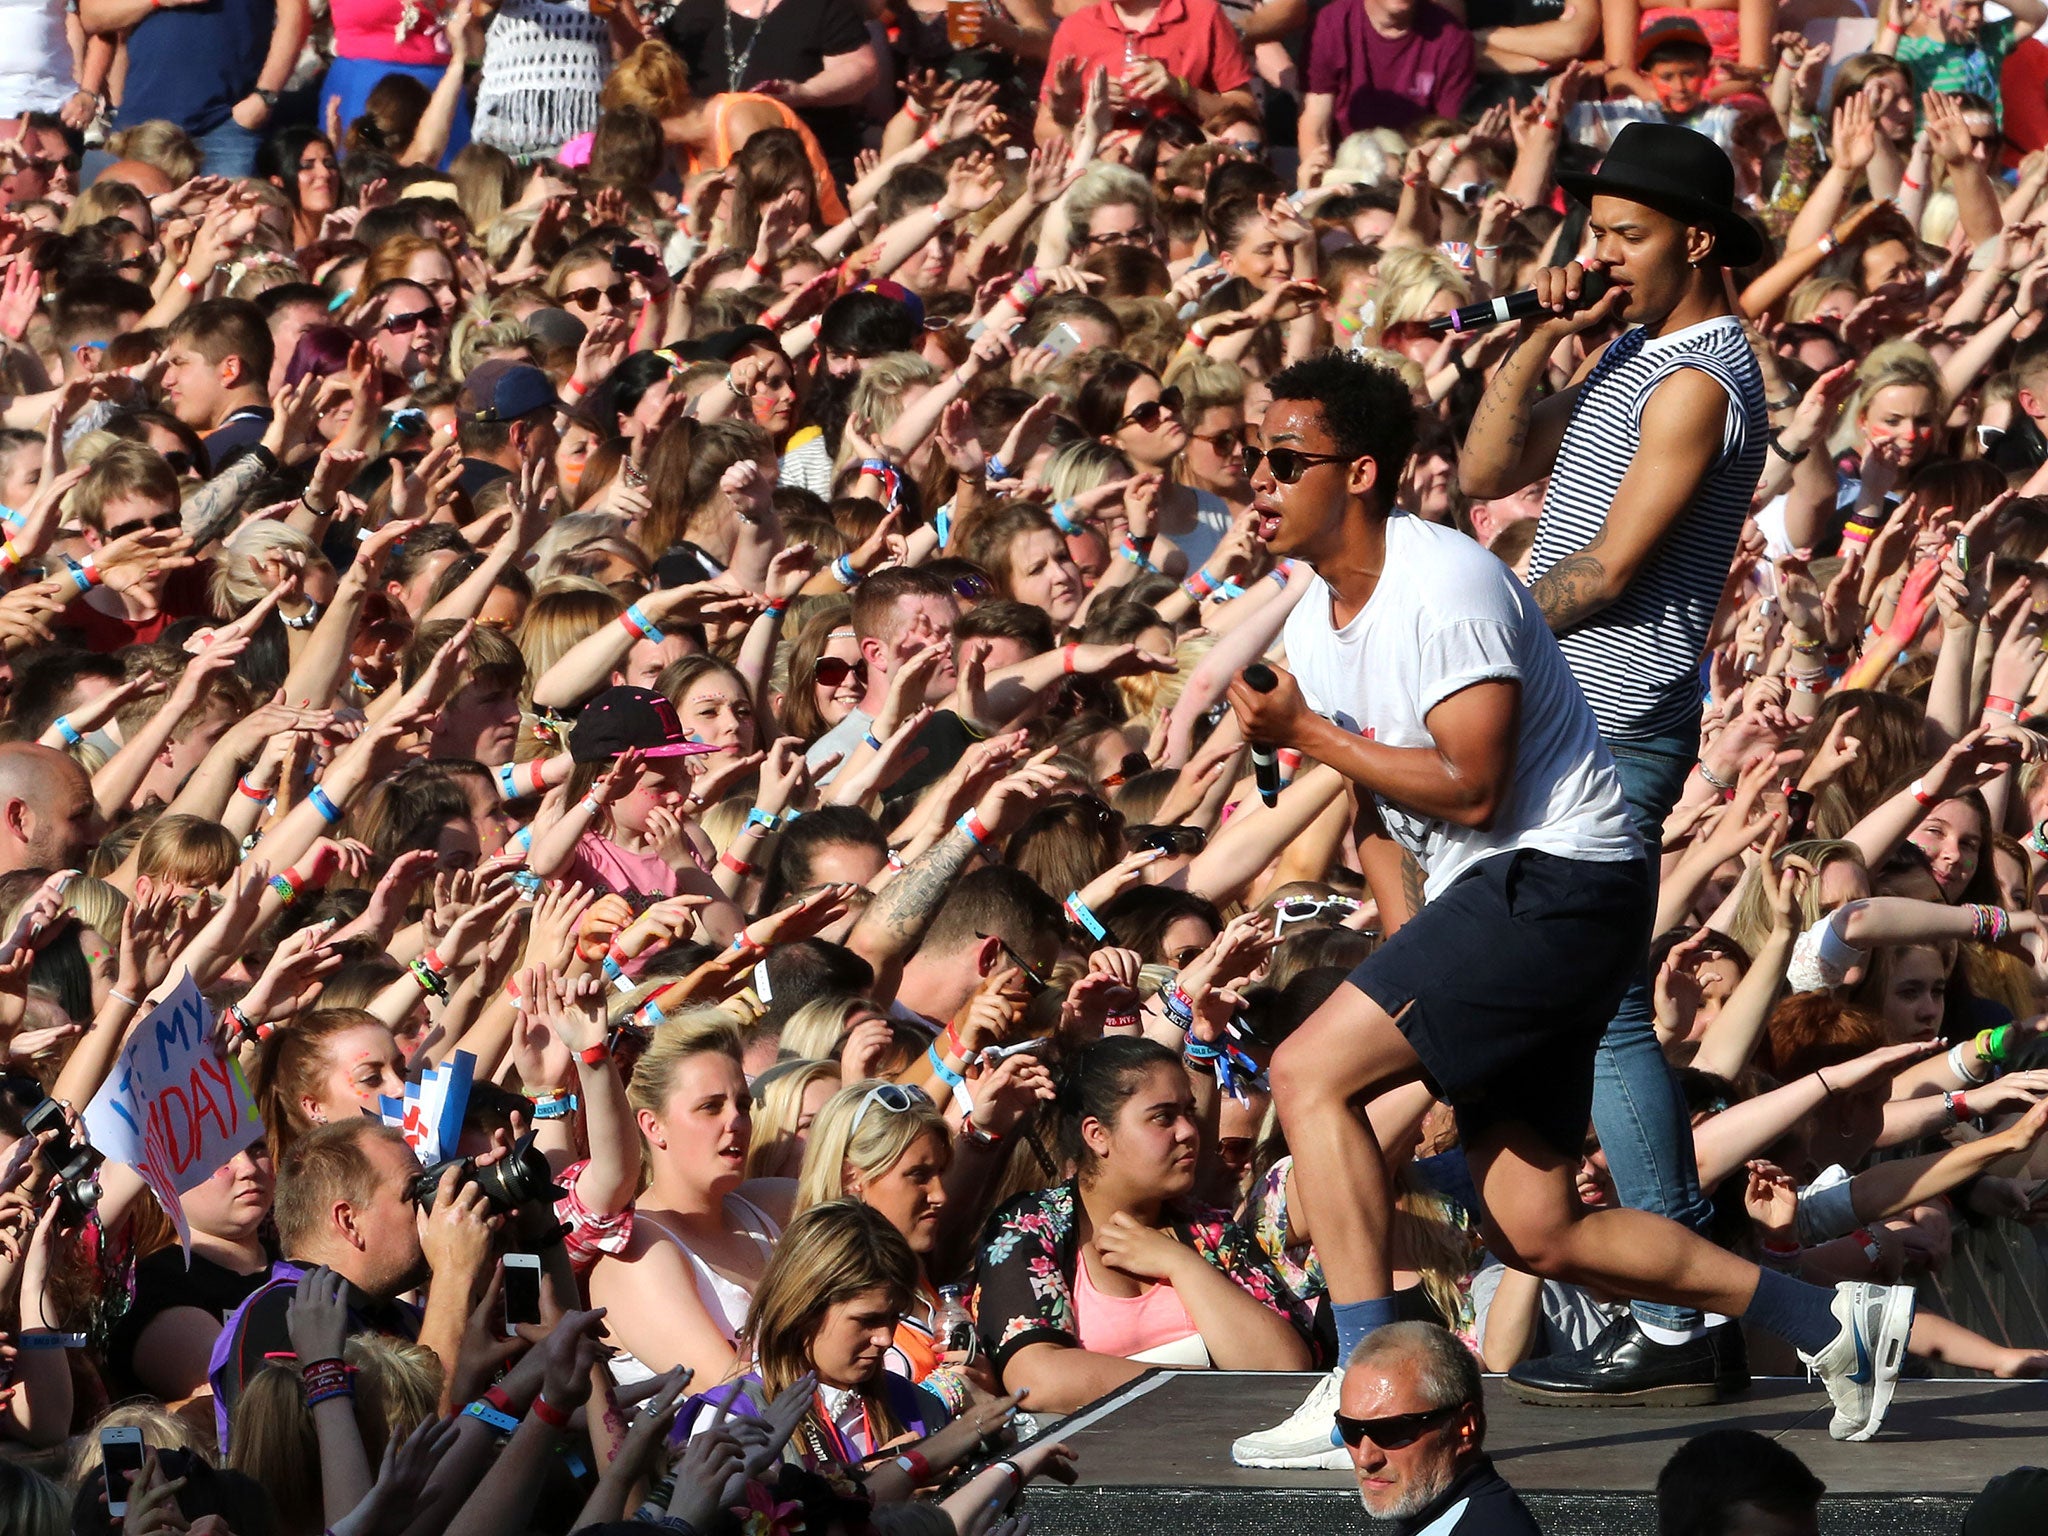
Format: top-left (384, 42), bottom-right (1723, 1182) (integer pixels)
top-left (1557, 121), bottom-right (1765, 270)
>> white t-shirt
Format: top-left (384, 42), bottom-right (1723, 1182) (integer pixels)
top-left (0, 0), bottom-right (72, 116)
top-left (1281, 514), bottom-right (1639, 899)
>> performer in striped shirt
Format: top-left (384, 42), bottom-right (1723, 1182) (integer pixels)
top-left (1460, 121), bottom-right (1771, 1406)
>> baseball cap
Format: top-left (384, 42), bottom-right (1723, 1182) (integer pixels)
top-left (859, 278), bottom-right (926, 330)
top-left (568, 685), bottom-right (723, 764)
top-left (524, 307), bottom-right (588, 353)
top-left (1636, 14), bottom-right (1713, 65)
top-left (458, 359), bottom-right (559, 424)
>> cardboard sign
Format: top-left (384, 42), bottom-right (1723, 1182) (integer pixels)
top-left (83, 971), bottom-right (262, 1255)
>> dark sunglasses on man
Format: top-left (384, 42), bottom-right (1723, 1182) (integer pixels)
top-left (1124, 823), bottom-right (1205, 856)
top-left (105, 508), bottom-right (183, 539)
top-left (1117, 386), bottom-right (1183, 432)
top-left (1332, 1402), bottom-right (1464, 1450)
top-left (1244, 444), bottom-right (1354, 485)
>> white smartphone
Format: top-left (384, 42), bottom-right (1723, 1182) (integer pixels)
top-left (101, 1425), bottom-right (145, 1516)
top-left (503, 1252), bottom-right (543, 1336)
top-left (1044, 322), bottom-right (1084, 358)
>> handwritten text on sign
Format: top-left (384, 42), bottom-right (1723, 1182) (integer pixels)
top-left (83, 971), bottom-right (262, 1255)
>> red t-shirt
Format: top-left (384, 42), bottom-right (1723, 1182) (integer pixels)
top-left (1041, 0), bottom-right (1253, 107)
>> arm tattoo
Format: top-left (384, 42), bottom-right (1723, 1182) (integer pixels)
top-left (855, 826), bottom-right (976, 954)
top-left (1530, 539), bottom-right (1614, 634)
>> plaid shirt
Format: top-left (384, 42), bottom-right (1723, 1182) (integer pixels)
top-left (1898, 18), bottom-right (2020, 122)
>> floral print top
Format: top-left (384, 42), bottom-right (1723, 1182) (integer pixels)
top-left (971, 1180), bottom-right (1319, 1376)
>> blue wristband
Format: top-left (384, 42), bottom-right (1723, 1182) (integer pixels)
top-left (61, 555), bottom-right (91, 594)
top-left (52, 715), bottom-right (81, 746)
top-left (1049, 500), bottom-right (1083, 536)
top-left (307, 784), bottom-right (341, 825)
top-left (745, 807), bottom-right (782, 833)
top-left (511, 825), bottom-right (534, 854)
top-left (495, 762), bottom-right (519, 799)
top-left (863, 731), bottom-right (884, 752)
top-left (833, 553), bottom-right (858, 587)
top-left (625, 602), bottom-right (666, 644)
top-left (986, 453), bottom-right (1010, 482)
top-left (926, 1040), bottom-right (965, 1087)
top-left (1064, 891), bottom-right (1108, 942)
top-left (935, 504), bottom-right (953, 547)
top-left (464, 1400), bottom-right (520, 1436)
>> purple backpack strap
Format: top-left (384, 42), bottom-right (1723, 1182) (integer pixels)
top-left (207, 1263), bottom-right (305, 1453)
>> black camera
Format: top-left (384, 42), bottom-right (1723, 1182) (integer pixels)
top-left (22, 1093), bottom-right (104, 1224)
top-left (405, 1131), bottom-right (564, 1214)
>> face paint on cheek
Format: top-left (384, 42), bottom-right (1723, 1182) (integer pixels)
top-left (560, 461), bottom-right (585, 500)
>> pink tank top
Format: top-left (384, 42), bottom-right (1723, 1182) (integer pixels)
top-left (1072, 1253), bottom-right (1201, 1360)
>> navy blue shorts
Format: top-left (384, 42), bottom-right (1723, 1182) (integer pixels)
top-left (1346, 848), bottom-right (1651, 1157)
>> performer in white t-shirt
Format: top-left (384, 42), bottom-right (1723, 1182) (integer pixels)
top-left (1219, 351), bottom-right (1935, 1467)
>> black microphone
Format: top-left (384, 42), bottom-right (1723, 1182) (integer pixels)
top-left (1241, 664), bottom-right (1282, 809)
top-left (1425, 270), bottom-right (1613, 337)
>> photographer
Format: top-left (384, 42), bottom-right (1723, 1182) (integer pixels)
top-left (210, 1119), bottom-right (559, 1427)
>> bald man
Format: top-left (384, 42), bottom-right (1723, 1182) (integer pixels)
top-left (0, 743), bottom-right (95, 873)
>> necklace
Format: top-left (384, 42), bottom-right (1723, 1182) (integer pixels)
top-left (723, 0), bottom-right (778, 93)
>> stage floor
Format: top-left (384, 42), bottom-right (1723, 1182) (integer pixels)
top-left (1020, 1371), bottom-right (2048, 1534)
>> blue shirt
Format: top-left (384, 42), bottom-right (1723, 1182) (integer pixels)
top-left (116, 0), bottom-right (274, 137)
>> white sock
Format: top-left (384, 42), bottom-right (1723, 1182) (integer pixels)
top-left (1636, 1319), bottom-right (1708, 1347)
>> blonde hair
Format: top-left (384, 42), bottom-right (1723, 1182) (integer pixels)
top-left (1040, 439), bottom-right (1134, 504)
top-left (1720, 838), bottom-right (1865, 955)
top-left (1852, 340), bottom-right (1947, 428)
top-left (136, 814), bottom-right (239, 888)
top-left (777, 994), bottom-right (877, 1062)
top-left (515, 580), bottom-right (624, 703)
top-left (745, 1059), bottom-right (842, 1181)
top-left (1785, 276), bottom-right (1858, 324)
top-left (602, 39), bottom-right (694, 115)
top-left (64, 178), bottom-right (152, 236)
top-left (832, 355), bottom-right (942, 481)
top-left (210, 522), bottom-right (329, 617)
top-left (531, 514), bottom-right (630, 584)
top-left (625, 1012), bottom-right (749, 1171)
top-left (1374, 248), bottom-right (1471, 328)
top-left (794, 1078), bottom-right (949, 1214)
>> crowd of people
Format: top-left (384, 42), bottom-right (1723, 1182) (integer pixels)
top-left (0, 0), bottom-right (2046, 1530)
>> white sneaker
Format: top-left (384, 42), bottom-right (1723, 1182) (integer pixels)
top-left (1798, 1281), bottom-right (1915, 1442)
top-left (1230, 1368), bottom-right (1351, 1470)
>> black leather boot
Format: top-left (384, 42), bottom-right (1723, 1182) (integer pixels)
top-left (1506, 1312), bottom-right (1745, 1406)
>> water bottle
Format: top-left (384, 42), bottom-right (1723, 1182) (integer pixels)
top-left (936, 1285), bottom-right (977, 1359)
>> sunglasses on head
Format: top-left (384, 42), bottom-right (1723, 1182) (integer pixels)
top-left (952, 573), bottom-right (994, 601)
top-left (561, 282), bottom-right (632, 310)
top-left (814, 655), bottom-right (868, 689)
top-left (1118, 386), bottom-right (1183, 432)
top-left (1333, 1402), bottom-right (1463, 1450)
top-left (1244, 444), bottom-right (1353, 484)
top-left (380, 307), bottom-right (439, 336)
top-left (848, 1080), bottom-right (930, 1140)
top-left (1125, 823), bottom-right (1205, 856)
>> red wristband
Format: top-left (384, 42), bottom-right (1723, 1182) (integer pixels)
top-left (531, 1394), bottom-right (571, 1429)
top-left (482, 1384), bottom-right (517, 1415)
top-left (579, 1042), bottom-right (612, 1067)
top-left (1062, 643), bottom-right (1079, 675)
top-left (721, 849), bottom-right (757, 876)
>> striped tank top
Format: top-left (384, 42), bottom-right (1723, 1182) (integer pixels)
top-left (1526, 313), bottom-right (1766, 742)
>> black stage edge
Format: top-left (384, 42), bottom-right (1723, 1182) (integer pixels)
top-left (1014, 1370), bottom-right (2048, 1535)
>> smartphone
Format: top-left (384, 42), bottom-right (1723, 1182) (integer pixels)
top-left (503, 1253), bottom-right (543, 1335)
top-left (101, 1426), bottom-right (145, 1516)
top-left (1044, 322), bottom-right (1084, 358)
top-left (1784, 786), bottom-right (1815, 843)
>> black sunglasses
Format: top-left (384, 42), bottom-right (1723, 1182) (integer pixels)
top-left (1333, 1403), bottom-right (1463, 1450)
top-left (1118, 386), bottom-right (1183, 432)
top-left (380, 307), bottom-right (439, 336)
top-left (977, 930), bottom-right (1052, 990)
top-left (1245, 445), bottom-right (1353, 484)
top-left (560, 282), bottom-right (632, 310)
top-left (106, 508), bottom-right (183, 538)
top-left (1125, 823), bottom-right (1205, 856)
top-left (814, 655), bottom-right (868, 689)
top-left (952, 573), bottom-right (994, 601)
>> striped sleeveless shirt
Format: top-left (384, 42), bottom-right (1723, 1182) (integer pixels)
top-left (1526, 313), bottom-right (1766, 742)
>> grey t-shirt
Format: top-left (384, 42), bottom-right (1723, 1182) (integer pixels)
top-left (806, 707), bottom-right (874, 779)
